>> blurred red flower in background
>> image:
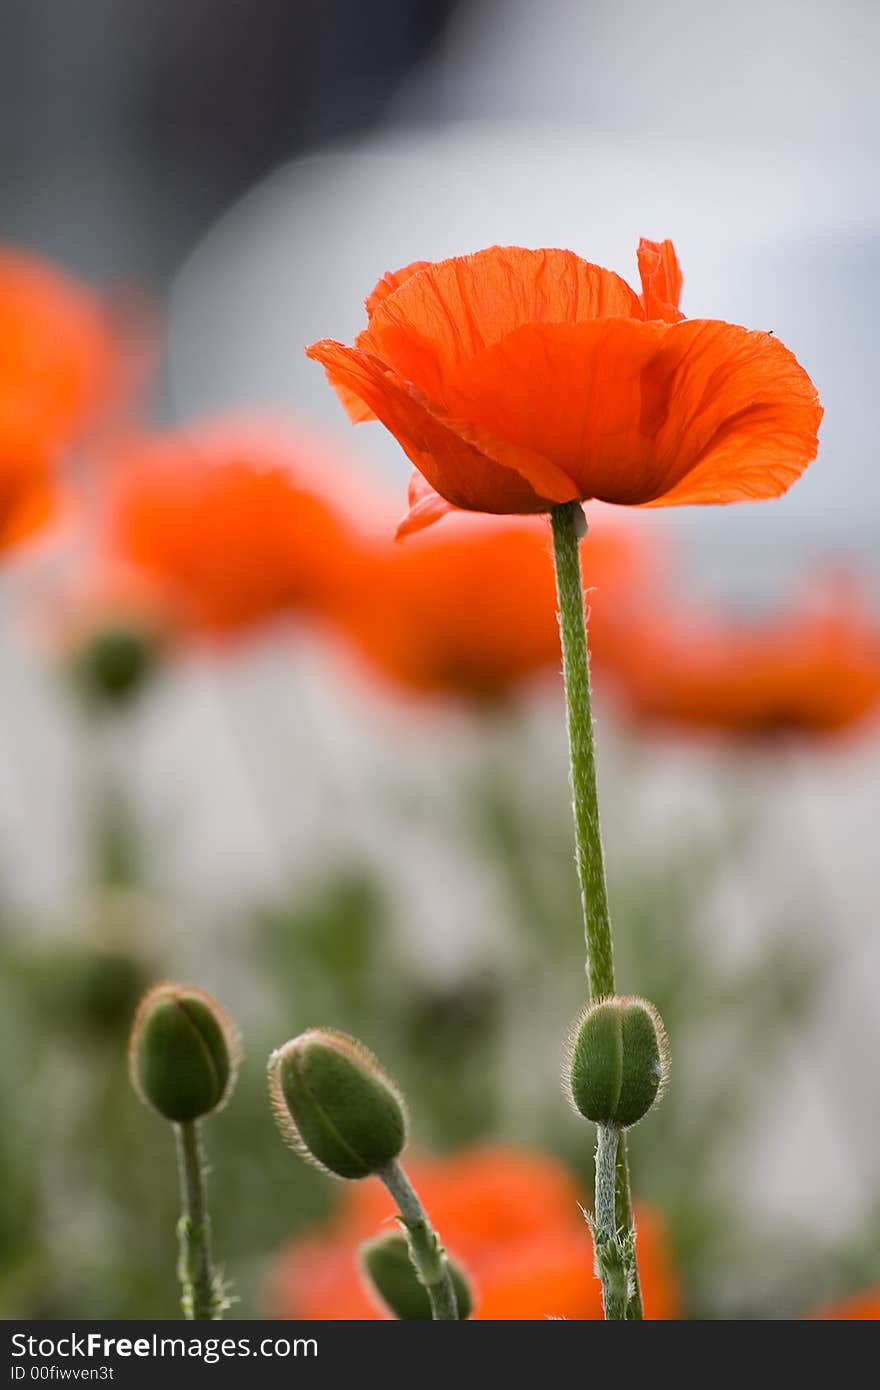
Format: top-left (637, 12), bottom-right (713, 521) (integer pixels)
top-left (307, 238), bottom-right (822, 539)
top-left (610, 586), bottom-right (880, 738)
top-left (0, 249), bottom-right (117, 548)
top-left (266, 1145), bottom-right (680, 1320)
top-left (101, 421), bottom-right (363, 638)
top-left (340, 509), bottom-right (650, 704)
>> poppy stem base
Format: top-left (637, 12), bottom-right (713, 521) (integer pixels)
top-left (549, 500), bottom-right (644, 1321)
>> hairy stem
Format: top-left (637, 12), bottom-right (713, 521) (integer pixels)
top-left (594, 1125), bottom-right (619, 1244)
top-left (550, 503), bottom-right (615, 997)
top-left (550, 501), bottom-right (643, 1321)
top-left (593, 1125), bottom-right (628, 1320)
top-left (379, 1160), bottom-right (460, 1319)
top-left (174, 1120), bottom-right (220, 1320)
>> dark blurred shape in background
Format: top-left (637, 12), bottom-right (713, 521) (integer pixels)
top-left (0, 0), bottom-right (460, 281)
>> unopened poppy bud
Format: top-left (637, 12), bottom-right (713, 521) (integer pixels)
top-left (268, 1028), bottom-right (407, 1179)
top-left (129, 983), bottom-right (239, 1122)
top-left (566, 996), bottom-right (668, 1129)
top-left (360, 1232), bottom-right (473, 1320)
top-left (70, 624), bottom-right (161, 708)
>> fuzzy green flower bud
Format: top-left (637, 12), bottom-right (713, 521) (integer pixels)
top-left (129, 982), bottom-right (239, 1122)
top-left (268, 1028), bottom-right (407, 1179)
top-left (360, 1232), bottom-right (473, 1320)
top-left (566, 995), bottom-right (668, 1129)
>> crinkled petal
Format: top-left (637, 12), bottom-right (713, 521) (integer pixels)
top-left (357, 245), bottom-right (645, 403)
top-left (308, 241), bottom-right (821, 521)
top-left (332, 262), bottom-right (436, 424)
top-left (437, 317), bottom-right (671, 503)
top-left (641, 318), bottom-right (823, 506)
top-left (332, 261), bottom-right (436, 422)
top-left (306, 338), bottom-right (580, 519)
top-left (364, 260), bottom-right (433, 318)
top-left (431, 316), bottom-right (821, 506)
top-left (637, 239), bottom-right (684, 322)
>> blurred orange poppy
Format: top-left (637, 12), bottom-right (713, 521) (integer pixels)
top-left (266, 1145), bottom-right (680, 1320)
top-left (812, 1289), bottom-right (880, 1320)
top-left (103, 421), bottom-right (360, 638)
top-left (610, 587), bottom-right (880, 737)
top-left (341, 509), bottom-right (649, 704)
top-left (307, 239), bottom-right (822, 538)
top-left (0, 249), bottom-right (116, 547)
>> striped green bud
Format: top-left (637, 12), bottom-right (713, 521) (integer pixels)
top-left (268, 1028), bottom-right (407, 1179)
top-left (129, 982), bottom-right (239, 1122)
top-left (566, 996), bottom-right (668, 1128)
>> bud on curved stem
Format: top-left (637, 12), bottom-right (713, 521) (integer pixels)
top-left (268, 1028), bottom-right (407, 1179)
top-left (129, 983), bottom-right (239, 1319)
top-left (268, 1028), bottom-right (463, 1319)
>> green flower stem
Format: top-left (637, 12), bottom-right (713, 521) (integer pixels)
top-left (594, 1125), bottom-right (619, 1241)
top-left (550, 501), bottom-right (643, 1321)
top-left (593, 1125), bottom-right (628, 1320)
top-left (550, 503), bottom-right (614, 996)
top-left (379, 1160), bottom-right (460, 1319)
top-left (174, 1120), bottom-right (220, 1320)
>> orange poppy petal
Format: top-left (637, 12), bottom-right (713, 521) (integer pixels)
top-left (437, 317), bottom-right (667, 503)
top-left (306, 338), bottom-right (580, 517)
top-left (331, 261), bottom-right (438, 424)
top-left (468, 1231), bottom-right (602, 1320)
top-left (638, 238), bottom-right (684, 322)
top-left (396, 471), bottom-right (458, 540)
top-left (611, 592), bottom-right (880, 737)
top-left (0, 249), bottom-right (115, 460)
top-left (331, 378), bottom-right (380, 426)
top-left (363, 259), bottom-right (433, 318)
top-left (641, 318), bottom-right (823, 506)
top-left (0, 471), bottom-right (58, 550)
top-left (106, 427), bottom-right (357, 636)
top-left (432, 315), bottom-right (820, 507)
top-left (330, 263), bottom-right (438, 424)
top-left (358, 245), bottom-right (645, 404)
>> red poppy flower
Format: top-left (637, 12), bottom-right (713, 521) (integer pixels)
top-left (0, 249), bottom-right (117, 547)
top-left (306, 239), bottom-right (821, 538)
top-left (812, 1289), bottom-right (880, 1320)
top-left (609, 585), bottom-right (880, 737)
top-left (265, 1145), bottom-right (680, 1320)
top-left (102, 421), bottom-right (359, 638)
top-left (340, 510), bottom-right (649, 703)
